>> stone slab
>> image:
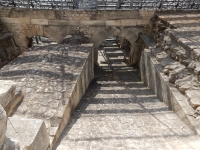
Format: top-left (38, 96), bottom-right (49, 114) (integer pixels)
top-left (6, 117), bottom-right (49, 150)
top-left (80, 20), bottom-right (105, 26)
top-left (0, 17), bottom-right (30, 24)
top-left (106, 20), bottom-right (121, 26)
top-left (121, 19), bottom-right (137, 26)
top-left (31, 19), bottom-right (48, 25)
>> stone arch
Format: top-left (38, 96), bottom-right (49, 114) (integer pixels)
top-left (90, 26), bottom-right (140, 65)
top-left (6, 24), bottom-right (58, 53)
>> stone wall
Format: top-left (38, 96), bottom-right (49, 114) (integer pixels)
top-left (0, 19), bottom-right (19, 68)
top-left (0, 7), bottom-right (154, 53)
top-left (139, 11), bottom-right (200, 134)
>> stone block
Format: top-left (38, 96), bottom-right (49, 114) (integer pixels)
top-left (6, 117), bottom-right (49, 150)
top-left (0, 17), bottom-right (30, 24)
top-left (106, 20), bottom-right (121, 26)
top-left (0, 80), bottom-right (16, 111)
top-left (185, 90), bottom-right (200, 100)
top-left (0, 105), bottom-right (7, 150)
top-left (7, 90), bottom-right (24, 116)
top-left (80, 20), bottom-right (105, 26)
top-left (31, 19), bottom-right (48, 25)
top-left (137, 19), bottom-right (149, 25)
top-left (121, 19), bottom-right (137, 26)
top-left (48, 20), bottom-right (79, 26)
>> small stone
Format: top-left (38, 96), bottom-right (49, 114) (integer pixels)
top-left (183, 59), bottom-right (191, 66)
top-left (50, 81), bottom-right (57, 86)
top-left (189, 97), bottom-right (200, 109)
top-left (163, 68), bottom-right (169, 75)
top-left (49, 127), bottom-right (58, 136)
top-left (45, 109), bottom-right (56, 119)
top-left (74, 59), bottom-right (81, 63)
top-left (164, 45), bottom-right (170, 51)
top-left (53, 92), bottom-right (62, 100)
top-left (193, 49), bottom-right (200, 57)
top-left (44, 86), bottom-right (53, 93)
top-left (38, 107), bottom-right (47, 114)
top-left (194, 66), bottom-right (200, 75)
top-left (178, 82), bottom-right (191, 93)
top-left (188, 61), bottom-right (200, 70)
top-left (169, 71), bottom-right (177, 83)
top-left (36, 86), bottom-right (44, 93)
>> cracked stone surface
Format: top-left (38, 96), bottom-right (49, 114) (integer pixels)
top-left (0, 44), bottom-right (91, 138)
top-left (54, 40), bottom-right (200, 150)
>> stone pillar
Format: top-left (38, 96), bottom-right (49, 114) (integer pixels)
top-left (0, 105), bottom-right (7, 150)
top-left (120, 37), bottom-right (126, 49)
top-left (94, 48), bottom-right (99, 66)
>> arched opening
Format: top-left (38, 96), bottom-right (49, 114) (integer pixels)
top-left (97, 36), bottom-right (132, 67)
top-left (91, 27), bottom-right (140, 66)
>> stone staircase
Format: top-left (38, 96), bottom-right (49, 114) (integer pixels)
top-left (54, 38), bottom-right (200, 150)
top-left (148, 12), bottom-right (200, 123)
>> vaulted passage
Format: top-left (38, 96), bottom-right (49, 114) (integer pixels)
top-left (54, 39), bottom-right (200, 150)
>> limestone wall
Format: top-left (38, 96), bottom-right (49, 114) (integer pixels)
top-left (0, 7), bottom-right (154, 52)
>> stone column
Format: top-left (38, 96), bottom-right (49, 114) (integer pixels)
top-left (0, 105), bottom-right (7, 150)
top-left (120, 37), bottom-right (126, 49)
top-left (94, 48), bottom-right (99, 66)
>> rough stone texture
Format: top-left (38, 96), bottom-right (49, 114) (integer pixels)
top-left (0, 43), bottom-right (94, 148)
top-left (0, 7), bottom-right (152, 56)
top-left (185, 90), bottom-right (200, 100)
top-left (6, 117), bottom-right (49, 150)
top-left (147, 12), bottom-right (200, 128)
top-left (0, 105), bottom-right (7, 150)
top-left (189, 98), bottom-right (200, 109)
top-left (140, 35), bottom-right (200, 135)
top-left (1, 138), bottom-right (20, 150)
top-left (0, 80), bottom-right (15, 109)
top-left (0, 80), bottom-right (23, 116)
top-left (55, 41), bottom-right (200, 150)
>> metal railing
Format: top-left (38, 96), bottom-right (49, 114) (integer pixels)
top-left (0, 0), bottom-right (199, 9)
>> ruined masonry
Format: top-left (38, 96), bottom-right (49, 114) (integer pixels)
top-left (0, 4), bottom-right (200, 150)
